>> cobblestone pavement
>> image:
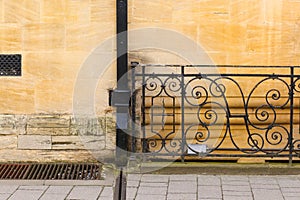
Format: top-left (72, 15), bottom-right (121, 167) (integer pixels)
top-left (0, 174), bottom-right (300, 200)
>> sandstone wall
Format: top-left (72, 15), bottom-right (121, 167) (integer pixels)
top-left (0, 0), bottom-right (116, 162)
top-left (0, 0), bottom-right (299, 162)
top-left (129, 0), bottom-right (300, 66)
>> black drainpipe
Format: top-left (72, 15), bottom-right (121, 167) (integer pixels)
top-left (113, 0), bottom-right (128, 199)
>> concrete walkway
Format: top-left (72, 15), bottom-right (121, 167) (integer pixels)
top-left (0, 173), bottom-right (299, 200)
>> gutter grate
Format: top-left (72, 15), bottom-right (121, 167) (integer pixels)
top-left (0, 163), bottom-right (102, 180)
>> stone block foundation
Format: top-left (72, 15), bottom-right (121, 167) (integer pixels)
top-left (0, 114), bottom-right (115, 163)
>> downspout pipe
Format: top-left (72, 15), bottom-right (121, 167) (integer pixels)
top-left (116, 0), bottom-right (128, 168)
top-left (113, 0), bottom-right (128, 199)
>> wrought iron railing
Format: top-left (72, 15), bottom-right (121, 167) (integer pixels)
top-left (130, 64), bottom-right (300, 163)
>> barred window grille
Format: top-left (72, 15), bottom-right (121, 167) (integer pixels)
top-left (0, 54), bottom-right (22, 76)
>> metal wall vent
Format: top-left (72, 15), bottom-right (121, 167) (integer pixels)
top-left (0, 54), bottom-right (22, 76)
top-left (0, 163), bottom-right (102, 180)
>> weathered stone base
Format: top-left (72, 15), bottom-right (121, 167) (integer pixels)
top-left (0, 114), bottom-right (116, 163)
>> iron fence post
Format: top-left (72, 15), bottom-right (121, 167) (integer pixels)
top-left (181, 66), bottom-right (186, 162)
top-left (289, 66), bottom-right (295, 166)
top-left (142, 66), bottom-right (147, 155)
top-left (131, 62), bottom-right (137, 154)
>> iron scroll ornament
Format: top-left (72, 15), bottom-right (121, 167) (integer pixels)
top-left (133, 65), bottom-right (300, 162)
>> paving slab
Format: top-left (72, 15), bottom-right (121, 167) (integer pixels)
top-left (198, 197), bottom-right (223, 200)
top-left (277, 179), bottom-right (300, 188)
top-left (139, 182), bottom-right (168, 187)
top-left (221, 175), bottom-right (249, 181)
top-left (251, 184), bottom-right (280, 189)
top-left (280, 187), bottom-right (300, 193)
top-left (252, 189), bottom-right (284, 200)
top-left (168, 181), bottom-right (197, 194)
top-left (127, 174), bottom-right (142, 181)
top-left (137, 186), bottom-right (168, 195)
top-left (1, 173), bottom-right (300, 200)
top-left (0, 194), bottom-right (11, 200)
top-left (126, 187), bottom-right (138, 199)
top-left (198, 185), bottom-right (222, 199)
top-left (140, 175), bottom-right (169, 183)
top-left (135, 194), bottom-right (166, 200)
top-left (198, 175), bottom-right (221, 186)
top-left (223, 195), bottom-right (253, 200)
top-left (222, 180), bottom-right (250, 186)
top-left (167, 193), bottom-right (197, 200)
top-left (99, 186), bottom-right (113, 197)
top-left (44, 180), bottom-right (112, 186)
top-left (222, 185), bottom-right (251, 192)
top-left (222, 191), bottom-right (253, 196)
top-left (66, 186), bottom-right (102, 200)
top-left (8, 190), bottom-right (44, 200)
top-left (44, 185), bottom-right (73, 194)
top-left (18, 185), bottom-right (48, 190)
top-left (284, 197), bottom-right (300, 200)
top-left (97, 197), bottom-right (113, 200)
top-left (127, 180), bottom-right (140, 187)
top-left (169, 175), bottom-right (197, 181)
top-left (0, 185), bottom-right (18, 193)
top-left (281, 191), bottom-right (300, 197)
top-left (249, 176), bottom-right (278, 185)
top-left (39, 193), bottom-right (68, 200)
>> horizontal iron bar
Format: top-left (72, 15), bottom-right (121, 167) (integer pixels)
top-left (139, 153), bottom-right (296, 158)
top-left (135, 73), bottom-right (300, 78)
top-left (141, 147), bottom-right (294, 152)
top-left (151, 114), bottom-right (175, 116)
top-left (229, 114), bottom-right (247, 118)
top-left (191, 154), bottom-right (294, 158)
top-left (137, 64), bottom-right (300, 68)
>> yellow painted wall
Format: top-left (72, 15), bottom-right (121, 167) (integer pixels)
top-left (0, 0), bottom-right (299, 114)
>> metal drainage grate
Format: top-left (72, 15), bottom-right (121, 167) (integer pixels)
top-left (0, 163), bottom-right (102, 180)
